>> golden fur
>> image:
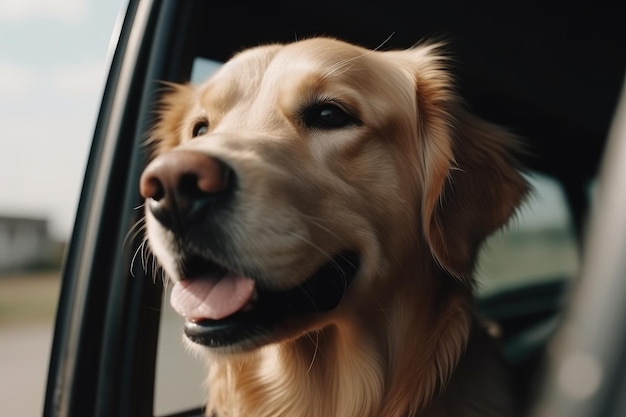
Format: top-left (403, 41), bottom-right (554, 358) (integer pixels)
top-left (143, 38), bottom-right (527, 417)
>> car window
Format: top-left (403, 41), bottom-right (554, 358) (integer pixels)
top-left (153, 294), bottom-right (207, 416)
top-left (476, 172), bottom-right (580, 295)
top-left (153, 57), bottom-right (223, 416)
top-left (190, 58), bottom-right (222, 84)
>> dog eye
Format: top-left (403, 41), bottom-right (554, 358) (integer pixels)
top-left (304, 103), bottom-right (359, 129)
top-left (192, 120), bottom-right (209, 137)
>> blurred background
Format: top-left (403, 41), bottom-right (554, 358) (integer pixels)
top-left (0, 1), bottom-right (123, 415)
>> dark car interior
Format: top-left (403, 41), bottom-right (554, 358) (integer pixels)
top-left (180, 3), bottom-right (625, 233)
top-left (44, 2), bottom-right (626, 417)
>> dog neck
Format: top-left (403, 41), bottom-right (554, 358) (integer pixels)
top-left (205, 270), bottom-right (472, 417)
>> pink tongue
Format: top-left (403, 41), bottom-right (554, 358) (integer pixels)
top-left (170, 273), bottom-right (256, 321)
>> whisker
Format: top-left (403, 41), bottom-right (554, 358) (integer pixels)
top-left (373, 32), bottom-right (395, 51)
top-left (285, 232), bottom-right (336, 310)
top-left (336, 251), bottom-right (359, 273)
top-left (285, 231), bottom-right (355, 310)
top-left (141, 238), bottom-right (149, 273)
top-left (162, 269), bottom-right (168, 288)
top-left (307, 211), bottom-right (381, 245)
top-left (123, 218), bottom-right (146, 248)
top-left (286, 231), bottom-right (337, 267)
top-left (306, 331), bottom-right (320, 375)
top-left (321, 35), bottom-right (394, 81)
top-left (130, 240), bottom-right (146, 278)
top-left (298, 214), bottom-right (347, 244)
top-left (151, 253), bottom-right (158, 284)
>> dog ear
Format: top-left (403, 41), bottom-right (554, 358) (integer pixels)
top-left (147, 82), bottom-right (195, 156)
top-left (423, 110), bottom-right (528, 279)
top-left (405, 46), bottom-right (528, 280)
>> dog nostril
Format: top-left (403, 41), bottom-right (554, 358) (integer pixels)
top-left (144, 176), bottom-right (166, 202)
top-left (176, 163), bottom-right (235, 216)
top-left (180, 173), bottom-right (216, 201)
top-left (140, 171), bottom-right (173, 227)
top-left (139, 151), bottom-right (237, 231)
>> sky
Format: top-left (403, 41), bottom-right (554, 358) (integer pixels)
top-left (0, 0), bottom-right (124, 240)
top-left (0, 0), bottom-right (572, 242)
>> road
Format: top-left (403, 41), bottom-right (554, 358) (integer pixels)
top-left (0, 323), bottom-right (54, 417)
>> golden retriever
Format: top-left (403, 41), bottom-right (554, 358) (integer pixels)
top-left (139, 37), bottom-right (528, 417)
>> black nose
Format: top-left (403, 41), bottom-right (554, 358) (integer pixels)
top-left (139, 150), bottom-right (236, 232)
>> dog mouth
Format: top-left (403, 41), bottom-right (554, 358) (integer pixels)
top-left (170, 251), bottom-right (360, 349)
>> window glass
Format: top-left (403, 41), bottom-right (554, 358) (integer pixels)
top-left (153, 57), bottom-right (222, 416)
top-left (476, 172), bottom-right (580, 295)
top-left (154, 292), bottom-right (207, 416)
top-left (190, 58), bottom-right (223, 84)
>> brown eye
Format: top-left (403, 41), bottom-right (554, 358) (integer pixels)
top-left (303, 102), bottom-right (360, 129)
top-left (192, 120), bottom-right (209, 137)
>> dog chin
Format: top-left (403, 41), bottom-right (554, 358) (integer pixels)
top-left (182, 326), bottom-right (278, 357)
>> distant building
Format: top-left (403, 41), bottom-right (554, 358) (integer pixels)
top-left (0, 215), bottom-right (56, 271)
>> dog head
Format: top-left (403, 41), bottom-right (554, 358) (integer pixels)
top-left (139, 37), bottom-right (527, 354)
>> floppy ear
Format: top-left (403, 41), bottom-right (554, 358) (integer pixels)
top-left (424, 110), bottom-right (528, 279)
top-left (406, 46), bottom-right (529, 280)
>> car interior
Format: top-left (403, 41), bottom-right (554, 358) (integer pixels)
top-left (43, 2), bottom-right (626, 417)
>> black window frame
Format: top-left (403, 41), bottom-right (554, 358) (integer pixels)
top-left (44, 2), bottom-right (198, 416)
